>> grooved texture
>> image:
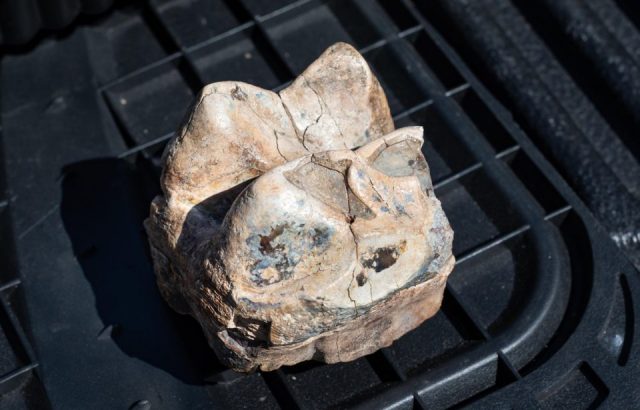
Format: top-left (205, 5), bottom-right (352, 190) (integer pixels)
top-left (0, 0), bottom-right (114, 45)
top-left (422, 0), bottom-right (640, 268)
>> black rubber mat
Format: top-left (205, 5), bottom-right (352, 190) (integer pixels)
top-left (0, 0), bottom-right (115, 46)
top-left (0, 0), bottom-right (639, 408)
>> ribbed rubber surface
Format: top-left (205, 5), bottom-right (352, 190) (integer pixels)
top-left (419, 0), bottom-right (640, 269)
top-left (0, 0), bottom-right (639, 408)
top-left (0, 0), bottom-right (114, 45)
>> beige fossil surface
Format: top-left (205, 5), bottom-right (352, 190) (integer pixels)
top-left (144, 42), bottom-right (455, 372)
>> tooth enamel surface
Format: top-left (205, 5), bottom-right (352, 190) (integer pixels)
top-left (145, 42), bottom-right (454, 372)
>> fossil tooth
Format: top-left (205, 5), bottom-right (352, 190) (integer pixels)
top-left (145, 43), bottom-right (454, 372)
top-left (160, 42), bottom-right (393, 206)
top-left (279, 42), bottom-right (393, 152)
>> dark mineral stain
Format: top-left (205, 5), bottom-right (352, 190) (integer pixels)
top-left (356, 271), bottom-right (368, 286)
top-left (238, 297), bottom-right (281, 310)
top-left (311, 226), bottom-right (331, 247)
top-left (413, 155), bottom-right (428, 171)
top-left (231, 85), bottom-right (248, 101)
top-left (362, 242), bottom-right (406, 273)
top-left (250, 224), bottom-right (333, 286)
top-left (394, 201), bottom-right (407, 215)
top-left (259, 225), bottom-right (286, 254)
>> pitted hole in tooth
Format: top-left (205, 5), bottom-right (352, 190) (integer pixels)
top-left (356, 271), bottom-right (368, 286)
top-left (361, 241), bottom-right (407, 273)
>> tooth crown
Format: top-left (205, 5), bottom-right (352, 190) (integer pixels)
top-left (144, 42), bottom-right (454, 372)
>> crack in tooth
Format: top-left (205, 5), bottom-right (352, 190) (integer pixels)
top-left (231, 84), bottom-right (288, 161)
top-left (302, 75), bottom-right (348, 147)
top-left (272, 130), bottom-right (287, 161)
top-left (301, 76), bottom-right (324, 151)
top-left (345, 177), bottom-right (361, 317)
top-left (183, 88), bottom-right (215, 135)
top-left (368, 178), bottom-right (395, 216)
top-left (300, 111), bottom-right (322, 151)
top-left (346, 268), bottom-right (358, 317)
top-left (278, 95), bottom-right (310, 153)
